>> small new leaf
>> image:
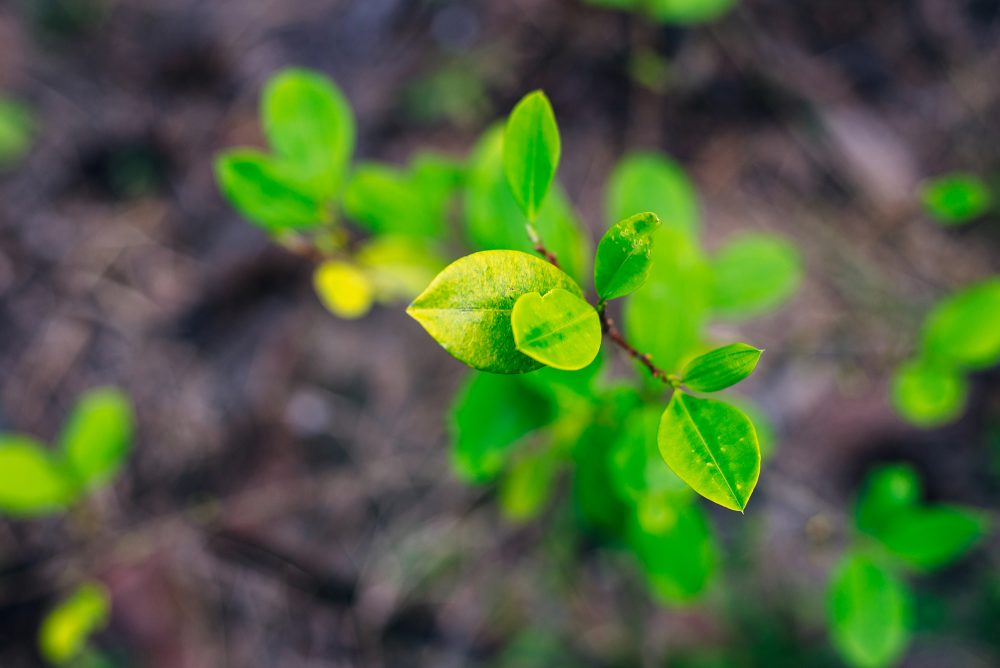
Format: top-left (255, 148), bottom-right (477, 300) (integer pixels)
top-left (919, 173), bottom-right (992, 226)
top-left (890, 359), bottom-right (967, 427)
top-left (39, 582), bottom-right (110, 665)
top-left (921, 278), bottom-right (1000, 370)
top-left (681, 343), bottom-right (762, 392)
top-left (511, 289), bottom-right (601, 371)
top-left (407, 250), bottom-right (582, 373)
top-left (657, 392), bottom-right (760, 511)
top-left (502, 91), bottom-right (561, 221)
top-left (214, 151), bottom-right (325, 232)
top-left (594, 212), bottom-right (661, 300)
top-left (0, 437), bottom-right (74, 516)
top-left (60, 388), bottom-right (133, 491)
top-left (314, 261), bottom-right (374, 319)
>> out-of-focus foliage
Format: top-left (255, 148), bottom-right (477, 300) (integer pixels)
top-left (0, 96), bottom-right (35, 169)
top-left (919, 173), bottom-right (992, 226)
top-left (0, 388), bottom-right (133, 517)
top-left (582, 0), bottom-right (738, 25)
top-left (890, 360), bottom-right (968, 427)
top-left (39, 583), bottom-right (110, 665)
top-left (711, 234), bottom-right (803, 320)
top-left (313, 260), bottom-right (375, 319)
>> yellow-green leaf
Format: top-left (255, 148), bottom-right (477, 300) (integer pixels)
top-left (407, 250), bottom-right (582, 373)
top-left (0, 436), bottom-right (75, 516)
top-left (314, 261), bottom-right (374, 319)
top-left (502, 91), bottom-right (560, 221)
top-left (657, 392), bottom-right (760, 511)
top-left (594, 212), bottom-right (661, 301)
top-left (511, 289), bottom-right (601, 371)
top-left (890, 359), bottom-right (968, 427)
top-left (60, 387), bottom-right (133, 491)
top-left (500, 448), bottom-right (558, 522)
top-left (39, 582), bottom-right (110, 665)
top-left (681, 343), bottom-right (762, 393)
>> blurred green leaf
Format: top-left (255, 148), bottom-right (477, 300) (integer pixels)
top-left (647, 0), bottom-right (737, 24)
top-left (512, 289), bottom-right (601, 371)
top-left (919, 173), bottom-right (992, 226)
top-left (658, 392), bottom-right (760, 511)
top-left (60, 388), bottom-right (133, 491)
top-left (0, 97), bottom-right (34, 169)
top-left (890, 359), bottom-right (968, 428)
top-left (503, 91), bottom-right (560, 222)
top-left (827, 553), bottom-right (911, 668)
top-left (0, 436), bottom-right (74, 516)
top-left (214, 150), bottom-right (325, 232)
top-left (313, 260), bottom-right (374, 319)
top-left (681, 342), bottom-right (762, 393)
top-left (262, 69), bottom-right (355, 200)
top-left (449, 373), bottom-right (553, 483)
top-left (594, 212), bottom-right (661, 301)
top-left (921, 278), bottom-right (1000, 370)
top-left (876, 506), bottom-right (988, 572)
top-left (610, 405), bottom-right (691, 504)
top-left (627, 500), bottom-right (717, 603)
top-left (854, 464), bottom-right (922, 536)
top-left (356, 235), bottom-right (447, 303)
top-left (39, 582), bottom-right (110, 665)
top-left (408, 250), bottom-right (583, 373)
top-left (500, 447), bottom-right (559, 522)
top-left (465, 125), bottom-right (590, 284)
top-left (710, 233), bottom-right (802, 319)
top-left (607, 152), bottom-right (699, 236)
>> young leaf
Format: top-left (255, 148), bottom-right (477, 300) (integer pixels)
top-left (827, 553), bottom-right (912, 668)
top-left (607, 152), bottom-right (699, 236)
top-left (450, 372), bottom-right (553, 483)
top-left (657, 392), bottom-right (760, 511)
top-left (594, 212), bottom-right (661, 301)
top-left (890, 359), bottom-right (968, 427)
top-left (919, 173), bottom-right (992, 226)
top-left (313, 261), bottom-right (374, 319)
top-left (407, 250), bottom-right (582, 373)
top-left (710, 234), bottom-right (802, 319)
top-left (876, 506), bottom-right (988, 571)
top-left (502, 91), bottom-right (561, 221)
top-left (854, 464), bottom-right (922, 536)
top-left (0, 436), bottom-right (75, 516)
top-left (39, 582), bottom-right (110, 665)
top-left (921, 278), bottom-right (1000, 370)
top-left (262, 69), bottom-right (355, 200)
top-left (511, 289), bottom-right (601, 371)
top-left (0, 97), bottom-right (34, 169)
top-left (214, 150), bottom-right (325, 232)
top-left (60, 388), bottom-right (133, 491)
top-left (681, 343), bottom-right (762, 392)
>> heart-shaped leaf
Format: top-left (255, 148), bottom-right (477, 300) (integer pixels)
top-left (681, 343), bottom-right (762, 392)
top-left (512, 288), bottom-right (601, 370)
top-left (594, 212), bottom-right (661, 301)
top-left (503, 91), bottom-right (560, 221)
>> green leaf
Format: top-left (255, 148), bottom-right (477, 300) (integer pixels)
top-left (449, 373), bottom-right (553, 483)
top-left (502, 91), bottom-right (561, 221)
top-left (624, 227), bottom-right (711, 374)
top-left (827, 553), bottom-right (912, 668)
top-left (214, 150), bottom-right (325, 232)
top-left (39, 582), bottom-right (110, 665)
top-left (657, 392), bottom-right (760, 511)
top-left (710, 233), bottom-right (802, 319)
top-left (500, 447), bottom-right (558, 522)
top-left (0, 97), bottom-right (34, 169)
top-left (465, 125), bottom-right (590, 284)
top-left (511, 289), bottom-right (601, 371)
top-left (921, 278), bottom-right (1000, 370)
top-left (854, 464), bottom-right (922, 536)
top-left (407, 250), bottom-right (583, 373)
top-left (356, 235), bottom-right (447, 303)
top-left (647, 0), bottom-right (737, 24)
top-left (607, 152), bottom-right (699, 236)
top-left (594, 212), bottom-right (661, 301)
top-left (313, 260), bottom-right (374, 319)
top-left (627, 500), bottom-right (717, 603)
top-left (890, 359), bottom-right (968, 427)
top-left (60, 388), bottom-right (133, 491)
top-left (681, 343), bottom-right (762, 392)
top-left (876, 506), bottom-right (988, 571)
top-left (610, 406), bottom-right (691, 504)
top-left (0, 436), bottom-right (75, 516)
top-left (262, 69), bottom-right (355, 200)
top-left (919, 173), bottom-right (992, 225)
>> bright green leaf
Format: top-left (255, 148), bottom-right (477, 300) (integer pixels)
top-left (890, 359), bottom-right (968, 427)
top-left (407, 250), bottom-right (583, 373)
top-left (658, 392), bottom-right (760, 511)
top-left (449, 373), bottom-right (553, 483)
top-left (500, 448), bottom-right (558, 522)
top-left (681, 343), bottom-right (762, 392)
top-left (627, 501), bottom-right (717, 603)
top-left (0, 97), bottom-right (34, 169)
top-left (60, 388), bottom-right (133, 491)
top-left (711, 234), bottom-right (802, 319)
top-left (214, 150), bottom-right (325, 232)
top-left (607, 152), bottom-right (699, 236)
top-left (39, 582), bottom-right (110, 665)
top-left (610, 406), bottom-right (691, 504)
top-left (854, 464), bottom-right (922, 536)
top-left (464, 125), bottom-right (590, 284)
top-left (921, 278), bottom-right (1000, 370)
top-left (502, 91), bottom-right (561, 221)
top-left (827, 553), bottom-right (912, 668)
top-left (0, 436), bottom-right (75, 516)
top-left (511, 289), bottom-right (601, 371)
top-left (262, 69), bottom-right (355, 200)
top-left (919, 173), bottom-right (992, 226)
top-left (594, 212), bottom-right (661, 301)
top-left (647, 0), bottom-right (737, 24)
top-left (876, 506), bottom-right (988, 571)
top-left (313, 260), bottom-right (374, 319)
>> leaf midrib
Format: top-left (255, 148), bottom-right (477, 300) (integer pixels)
top-left (676, 394), bottom-right (741, 509)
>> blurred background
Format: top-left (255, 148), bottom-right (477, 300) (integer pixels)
top-left (1, 0), bottom-right (999, 666)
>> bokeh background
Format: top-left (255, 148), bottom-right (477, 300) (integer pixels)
top-left (2, 0), bottom-right (1000, 666)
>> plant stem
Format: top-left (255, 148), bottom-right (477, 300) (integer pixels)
top-left (526, 222), bottom-right (562, 268)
